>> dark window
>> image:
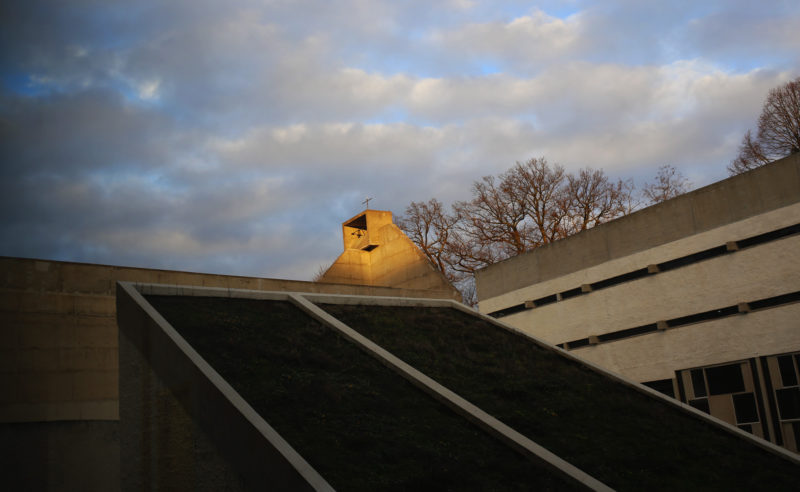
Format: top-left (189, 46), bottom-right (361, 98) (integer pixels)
top-left (590, 268), bottom-right (649, 290)
top-left (706, 364), bottom-right (745, 395)
top-left (749, 291), bottom-right (800, 311)
top-left (658, 245), bottom-right (727, 272)
top-left (559, 287), bottom-right (583, 300)
top-left (597, 324), bottom-right (658, 342)
top-left (778, 355), bottom-right (798, 387)
top-left (689, 398), bottom-right (709, 414)
top-left (733, 393), bottom-right (759, 424)
top-left (531, 294), bottom-right (558, 307)
top-left (565, 338), bottom-right (591, 350)
top-left (642, 379), bottom-right (675, 398)
top-left (776, 387), bottom-right (800, 420)
top-left (691, 369), bottom-right (707, 398)
top-left (488, 303), bottom-right (527, 318)
top-left (736, 223), bottom-right (800, 248)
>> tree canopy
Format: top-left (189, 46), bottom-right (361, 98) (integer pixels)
top-left (729, 77), bottom-right (800, 175)
top-left (399, 159), bottom-right (687, 303)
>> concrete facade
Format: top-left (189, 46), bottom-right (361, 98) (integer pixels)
top-left (0, 256), bottom-right (458, 425)
top-left (476, 153), bottom-right (800, 452)
top-left (320, 209), bottom-right (459, 295)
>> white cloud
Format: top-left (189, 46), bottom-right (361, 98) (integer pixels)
top-left (2, 0), bottom-right (799, 281)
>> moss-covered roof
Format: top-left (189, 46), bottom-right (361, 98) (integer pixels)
top-left (320, 304), bottom-right (799, 491)
top-left (146, 296), bottom-right (573, 491)
top-left (144, 294), bottom-right (799, 491)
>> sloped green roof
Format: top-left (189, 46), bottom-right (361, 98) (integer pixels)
top-left (144, 294), bottom-right (799, 491)
top-left (146, 296), bottom-right (573, 491)
top-left (320, 304), bottom-right (799, 491)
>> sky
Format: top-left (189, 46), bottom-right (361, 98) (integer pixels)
top-left (1, 1), bottom-right (799, 280)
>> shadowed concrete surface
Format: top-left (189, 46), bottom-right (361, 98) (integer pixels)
top-left (116, 283), bottom-right (799, 491)
top-left (0, 421), bottom-right (119, 491)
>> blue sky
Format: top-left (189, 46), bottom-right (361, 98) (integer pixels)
top-left (1, 0), bottom-right (799, 280)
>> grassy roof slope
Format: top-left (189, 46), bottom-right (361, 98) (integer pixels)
top-left (321, 304), bottom-right (799, 491)
top-left (146, 296), bottom-right (575, 491)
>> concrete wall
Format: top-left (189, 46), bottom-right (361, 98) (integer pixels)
top-left (0, 421), bottom-right (120, 492)
top-left (477, 200), bottom-right (800, 383)
top-left (0, 256), bottom-right (460, 424)
top-left (473, 157), bottom-right (800, 451)
top-left (320, 210), bottom-right (459, 296)
top-left (476, 153), bottom-right (800, 301)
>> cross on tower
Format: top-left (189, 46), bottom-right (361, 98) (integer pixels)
top-left (362, 197), bottom-right (373, 209)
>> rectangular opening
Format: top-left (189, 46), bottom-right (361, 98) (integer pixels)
top-left (590, 268), bottom-right (649, 290)
top-left (778, 355), bottom-right (798, 387)
top-left (776, 388), bottom-right (800, 420)
top-left (667, 305), bottom-right (739, 328)
top-left (344, 214), bottom-right (367, 230)
top-left (559, 287), bottom-right (583, 300)
top-left (737, 223), bottom-right (800, 249)
top-left (691, 369), bottom-right (707, 398)
top-left (733, 393), bottom-right (759, 424)
top-left (488, 303), bottom-right (527, 318)
top-left (689, 398), bottom-right (710, 414)
top-left (531, 293), bottom-right (558, 307)
top-left (705, 364), bottom-right (745, 396)
top-left (657, 245), bottom-right (728, 272)
top-left (642, 378), bottom-right (675, 398)
top-left (597, 324), bottom-right (658, 342)
top-left (749, 291), bottom-right (800, 311)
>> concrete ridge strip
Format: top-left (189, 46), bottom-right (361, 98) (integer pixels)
top-left (453, 301), bottom-right (800, 466)
top-left (118, 282), bottom-right (335, 492)
top-left (289, 293), bottom-right (613, 492)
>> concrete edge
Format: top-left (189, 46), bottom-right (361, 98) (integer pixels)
top-left (117, 281), bottom-right (335, 491)
top-left (289, 293), bottom-right (613, 492)
top-left (121, 283), bottom-right (800, 467)
top-left (449, 301), bottom-right (800, 466)
top-left (299, 291), bottom-right (459, 307)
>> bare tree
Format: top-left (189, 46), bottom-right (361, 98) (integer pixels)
top-left (397, 199), bottom-right (458, 280)
top-left (453, 171), bottom-right (535, 259)
top-left (511, 157), bottom-right (569, 245)
top-left (563, 168), bottom-right (633, 234)
top-left (398, 158), bottom-right (638, 304)
top-left (642, 165), bottom-right (691, 204)
top-left (729, 77), bottom-right (800, 175)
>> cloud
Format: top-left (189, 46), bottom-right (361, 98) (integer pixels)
top-left (1, 0), bottom-right (798, 281)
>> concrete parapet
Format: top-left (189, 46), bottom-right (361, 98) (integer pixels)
top-left (0, 256), bottom-right (459, 424)
top-left (117, 283), bottom-right (330, 491)
top-left (476, 153), bottom-right (800, 301)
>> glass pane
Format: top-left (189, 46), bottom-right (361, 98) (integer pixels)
top-left (690, 369), bottom-right (706, 397)
top-left (689, 398), bottom-right (709, 414)
top-left (777, 356), bottom-right (798, 387)
top-left (642, 379), bottom-right (675, 398)
top-left (705, 364), bottom-right (745, 395)
top-left (776, 387), bottom-right (800, 420)
top-left (733, 393), bottom-right (759, 424)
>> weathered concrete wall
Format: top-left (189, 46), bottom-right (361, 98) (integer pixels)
top-left (321, 210), bottom-right (459, 296)
top-left (570, 303), bottom-right (800, 383)
top-left (475, 156), bottom-right (800, 390)
top-left (478, 202), bottom-right (800, 382)
top-left (0, 256), bottom-right (460, 423)
top-left (476, 153), bottom-right (800, 301)
top-left (0, 420), bottom-right (120, 492)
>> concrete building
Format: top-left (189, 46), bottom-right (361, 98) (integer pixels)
top-left (319, 209), bottom-right (455, 294)
top-left (476, 153), bottom-right (800, 452)
top-left (0, 216), bottom-right (459, 490)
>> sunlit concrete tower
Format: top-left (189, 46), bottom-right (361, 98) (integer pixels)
top-left (319, 209), bottom-right (457, 296)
